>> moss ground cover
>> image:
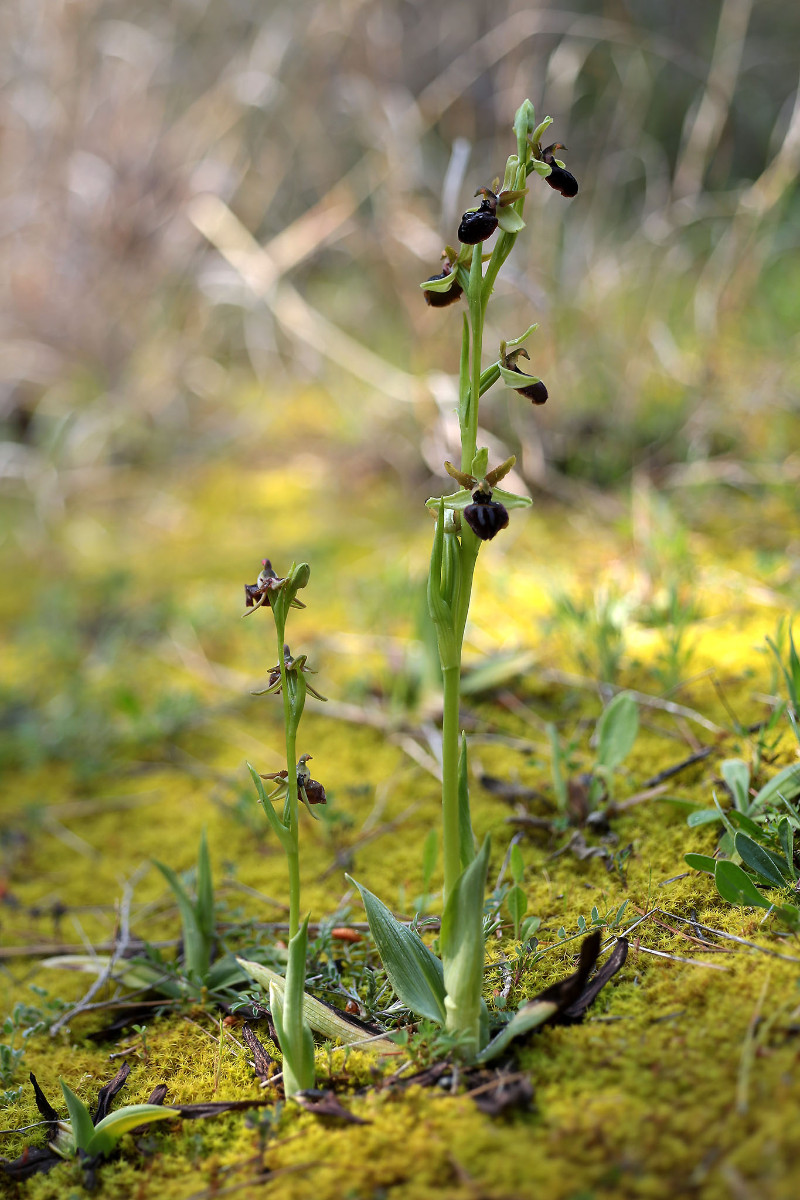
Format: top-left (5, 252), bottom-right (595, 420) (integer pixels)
top-left (3, 391), bottom-right (800, 1196)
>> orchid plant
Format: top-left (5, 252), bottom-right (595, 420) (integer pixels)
top-left (244, 558), bottom-right (327, 1095)
top-left (349, 100), bottom-right (581, 1060)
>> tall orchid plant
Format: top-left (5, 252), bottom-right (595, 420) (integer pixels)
top-left (349, 99), bottom-right (579, 1060)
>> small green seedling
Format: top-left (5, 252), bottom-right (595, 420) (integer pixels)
top-left (56, 1080), bottom-right (175, 1161)
top-left (153, 830), bottom-right (215, 985)
top-left (504, 843), bottom-right (539, 942)
top-left (547, 691), bottom-right (640, 817)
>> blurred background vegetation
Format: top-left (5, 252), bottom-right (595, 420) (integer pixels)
top-left (2, 0), bottom-right (800, 784)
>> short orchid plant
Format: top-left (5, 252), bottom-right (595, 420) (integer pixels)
top-left (244, 558), bottom-right (326, 1094)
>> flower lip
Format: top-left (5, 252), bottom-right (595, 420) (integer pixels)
top-left (502, 348), bottom-right (548, 405)
top-left (457, 193), bottom-right (499, 244)
top-left (541, 143), bottom-right (578, 198)
top-left (463, 488), bottom-right (509, 541)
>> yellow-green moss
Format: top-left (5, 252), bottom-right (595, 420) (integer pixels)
top-left (4, 439), bottom-right (800, 1199)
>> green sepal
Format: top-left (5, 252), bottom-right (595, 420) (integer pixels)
top-left (60, 1081), bottom-right (95, 1154)
top-left (458, 733), bottom-right (476, 871)
top-left (246, 763), bottom-right (291, 851)
top-left (89, 1106), bottom-right (177, 1157)
top-left (496, 207), bottom-right (525, 234)
top-left (471, 447), bottom-right (489, 477)
top-left (421, 268), bottom-right (459, 293)
top-left (499, 363), bottom-right (541, 389)
top-left (441, 837), bottom-right (491, 1052)
top-left (425, 486), bottom-right (532, 513)
top-left (503, 324), bottom-right (539, 351)
top-left (530, 116), bottom-right (553, 147)
top-left (346, 875), bottom-right (446, 1025)
top-left (714, 860), bottom-right (773, 909)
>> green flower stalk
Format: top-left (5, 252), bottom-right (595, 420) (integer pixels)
top-left (244, 557), bottom-right (325, 1094)
top-left (353, 99), bottom-right (579, 1062)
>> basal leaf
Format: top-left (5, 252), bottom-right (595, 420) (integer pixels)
top-left (348, 879), bottom-right (447, 1025)
top-left (88, 1106), bottom-right (176, 1157)
top-left (441, 838), bottom-right (491, 1049)
top-left (684, 852), bottom-right (717, 875)
top-left (753, 762), bottom-right (800, 811)
top-left (59, 1081), bottom-right (96, 1154)
top-left (714, 860), bottom-right (772, 909)
top-left (476, 1000), bottom-right (557, 1064)
top-left (734, 833), bottom-right (790, 888)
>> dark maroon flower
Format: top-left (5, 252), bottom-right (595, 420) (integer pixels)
top-left (424, 260), bottom-right (464, 307)
top-left (463, 488), bottom-right (509, 541)
top-left (542, 143), bottom-right (578, 198)
top-left (502, 348), bottom-right (548, 404)
top-left (458, 191), bottom-right (498, 244)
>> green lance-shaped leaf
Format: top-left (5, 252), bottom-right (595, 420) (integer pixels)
top-left (751, 762), bottom-right (800, 811)
top-left (458, 733), bottom-right (476, 871)
top-left (88, 1106), bottom-right (177, 1157)
top-left (714, 860), bottom-right (773, 910)
top-left (60, 1080), bottom-right (96, 1154)
top-left (152, 857), bottom-right (209, 982)
top-left (236, 957), bottom-right (396, 1053)
top-left (721, 759), bottom-right (751, 812)
top-left (195, 830), bottom-right (214, 951)
top-left (596, 692), bottom-right (639, 771)
top-left (778, 818), bottom-right (796, 879)
top-left (346, 876), bottom-right (446, 1025)
top-left (734, 833), bottom-right (791, 888)
top-left (687, 808), bottom-right (723, 828)
top-left (727, 809), bottom-right (766, 838)
top-left (270, 917), bottom-right (315, 1097)
top-left (440, 837), bottom-right (491, 1052)
top-left (247, 762), bottom-right (291, 851)
top-left (476, 998), bottom-right (558, 1065)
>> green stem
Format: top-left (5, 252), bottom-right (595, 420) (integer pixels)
top-left (277, 622), bottom-right (300, 940)
top-left (441, 665), bottom-right (462, 903)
